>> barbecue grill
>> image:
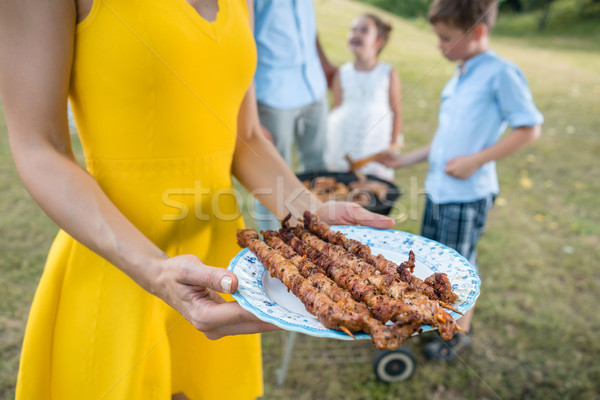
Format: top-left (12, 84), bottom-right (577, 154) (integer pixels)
top-left (296, 171), bottom-right (401, 216)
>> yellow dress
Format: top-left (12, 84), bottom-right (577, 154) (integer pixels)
top-left (16, 0), bottom-right (262, 399)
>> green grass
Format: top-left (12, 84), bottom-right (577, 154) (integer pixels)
top-left (2, 0), bottom-right (600, 399)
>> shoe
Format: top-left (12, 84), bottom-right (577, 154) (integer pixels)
top-left (423, 331), bottom-right (472, 361)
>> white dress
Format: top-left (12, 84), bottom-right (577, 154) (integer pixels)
top-left (327, 61), bottom-right (395, 181)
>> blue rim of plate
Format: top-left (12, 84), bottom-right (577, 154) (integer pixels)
top-left (228, 226), bottom-right (481, 340)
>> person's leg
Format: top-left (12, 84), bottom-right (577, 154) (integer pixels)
top-left (420, 196), bottom-right (440, 241)
top-left (421, 195), bottom-right (494, 360)
top-left (257, 102), bottom-right (299, 164)
top-left (452, 195), bottom-right (494, 332)
top-left (295, 96), bottom-right (328, 172)
top-left (253, 103), bottom-right (299, 231)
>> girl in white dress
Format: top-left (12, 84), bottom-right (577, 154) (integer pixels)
top-left (327, 14), bottom-right (402, 182)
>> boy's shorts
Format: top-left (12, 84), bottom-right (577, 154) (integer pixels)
top-left (421, 195), bottom-right (495, 270)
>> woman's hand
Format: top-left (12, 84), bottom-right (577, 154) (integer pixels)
top-left (316, 201), bottom-right (394, 229)
top-left (154, 255), bottom-right (279, 340)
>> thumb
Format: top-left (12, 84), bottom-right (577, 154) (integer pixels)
top-left (178, 257), bottom-right (239, 294)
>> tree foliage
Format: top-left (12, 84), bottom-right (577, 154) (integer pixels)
top-left (360, 0), bottom-right (432, 18)
top-left (359, 0), bottom-right (600, 32)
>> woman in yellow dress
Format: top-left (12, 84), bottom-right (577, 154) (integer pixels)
top-left (0, 0), bottom-right (393, 399)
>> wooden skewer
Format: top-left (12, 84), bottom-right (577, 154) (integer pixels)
top-left (344, 154), bottom-right (368, 183)
top-left (348, 152), bottom-right (384, 169)
top-left (340, 326), bottom-right (356, 339)
top-left (345, 142), bottom-right (403, 170)
top-left (438, 300), bottom-right (463, 315)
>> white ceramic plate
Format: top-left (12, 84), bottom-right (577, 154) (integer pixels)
top-left (228, 226), bottom-right (480, 340)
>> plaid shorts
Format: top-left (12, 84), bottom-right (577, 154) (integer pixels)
top-left (421, 195), bottom-right (495, 269)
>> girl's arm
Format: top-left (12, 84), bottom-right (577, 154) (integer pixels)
top-left (0, 0), bottom-right (275, 339)
top-left (388, 68), bottom-right (403, 146)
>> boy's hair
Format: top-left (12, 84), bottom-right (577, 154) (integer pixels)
top-left (428, 0), bottom-right (498, 32)
top-left (363, 14), bottom-right (392, 54)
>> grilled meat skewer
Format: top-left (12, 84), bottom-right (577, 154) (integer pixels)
top-left (278, 229), bottom-right (425, 328)
top-left (262, 230), bottom-right (421, 348)
top-left (302, 211), bottom-right (459, 304)
top-left (262, 230), bottom-right (369, 315)
top-left (237, 229), bottom-right (365, 333)
top-left (284, 225), bottom-right (459, 340)
top-left (238, 229), bottom-right (422, 348)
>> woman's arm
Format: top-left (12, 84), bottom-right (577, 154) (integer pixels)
top-left (233, 84), bottom-right (325, 220)
top-left (0, 0), bottom-right (275, 339)
top-left (388, 68), bottom-right (403, 146)
top-left (241, 0), bottom-right (393, 228)
top-left (233, 86), bottom-right (394, 228)
top-left (0, 0), bottom-right (164, 291)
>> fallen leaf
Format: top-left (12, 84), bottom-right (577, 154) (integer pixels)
top-left (563, 245), bottom-right (574, 255)
top-left (520, 170), bottom-right (532, 190)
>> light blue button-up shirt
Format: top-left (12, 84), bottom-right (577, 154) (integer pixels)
top-left (426, 51), bottom-right (544, 204)
top-left (253, 0), bottom-right (327, 109)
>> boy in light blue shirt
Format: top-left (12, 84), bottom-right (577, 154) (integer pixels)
top-left (378, 0), bottom-right (543, 360)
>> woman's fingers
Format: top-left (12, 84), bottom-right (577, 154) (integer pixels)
top-left (174, 255), bottom-right (239, 294)
top-left (348, 202), bottom-right (395, 229)
top-left (158, 255), bottom-right (279, 336)
top-left (204, 320), bottom-right (281, 340)
top-left (187, 298), bottom-right (279, 338)
top-left (317, 201), bottom-right (394, 229)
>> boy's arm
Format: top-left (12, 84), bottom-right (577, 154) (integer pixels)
top-left (445, 125), bottom-right (541, 179)
top-left (376, 144), bottom-right (431, 169)
top-left (388, 68), bottom-right (403, 146)
top-left (445, 64), bottom-right (543, 179)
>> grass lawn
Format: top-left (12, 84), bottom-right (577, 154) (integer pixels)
top-left (1, 0), bottom-right (599, 399)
